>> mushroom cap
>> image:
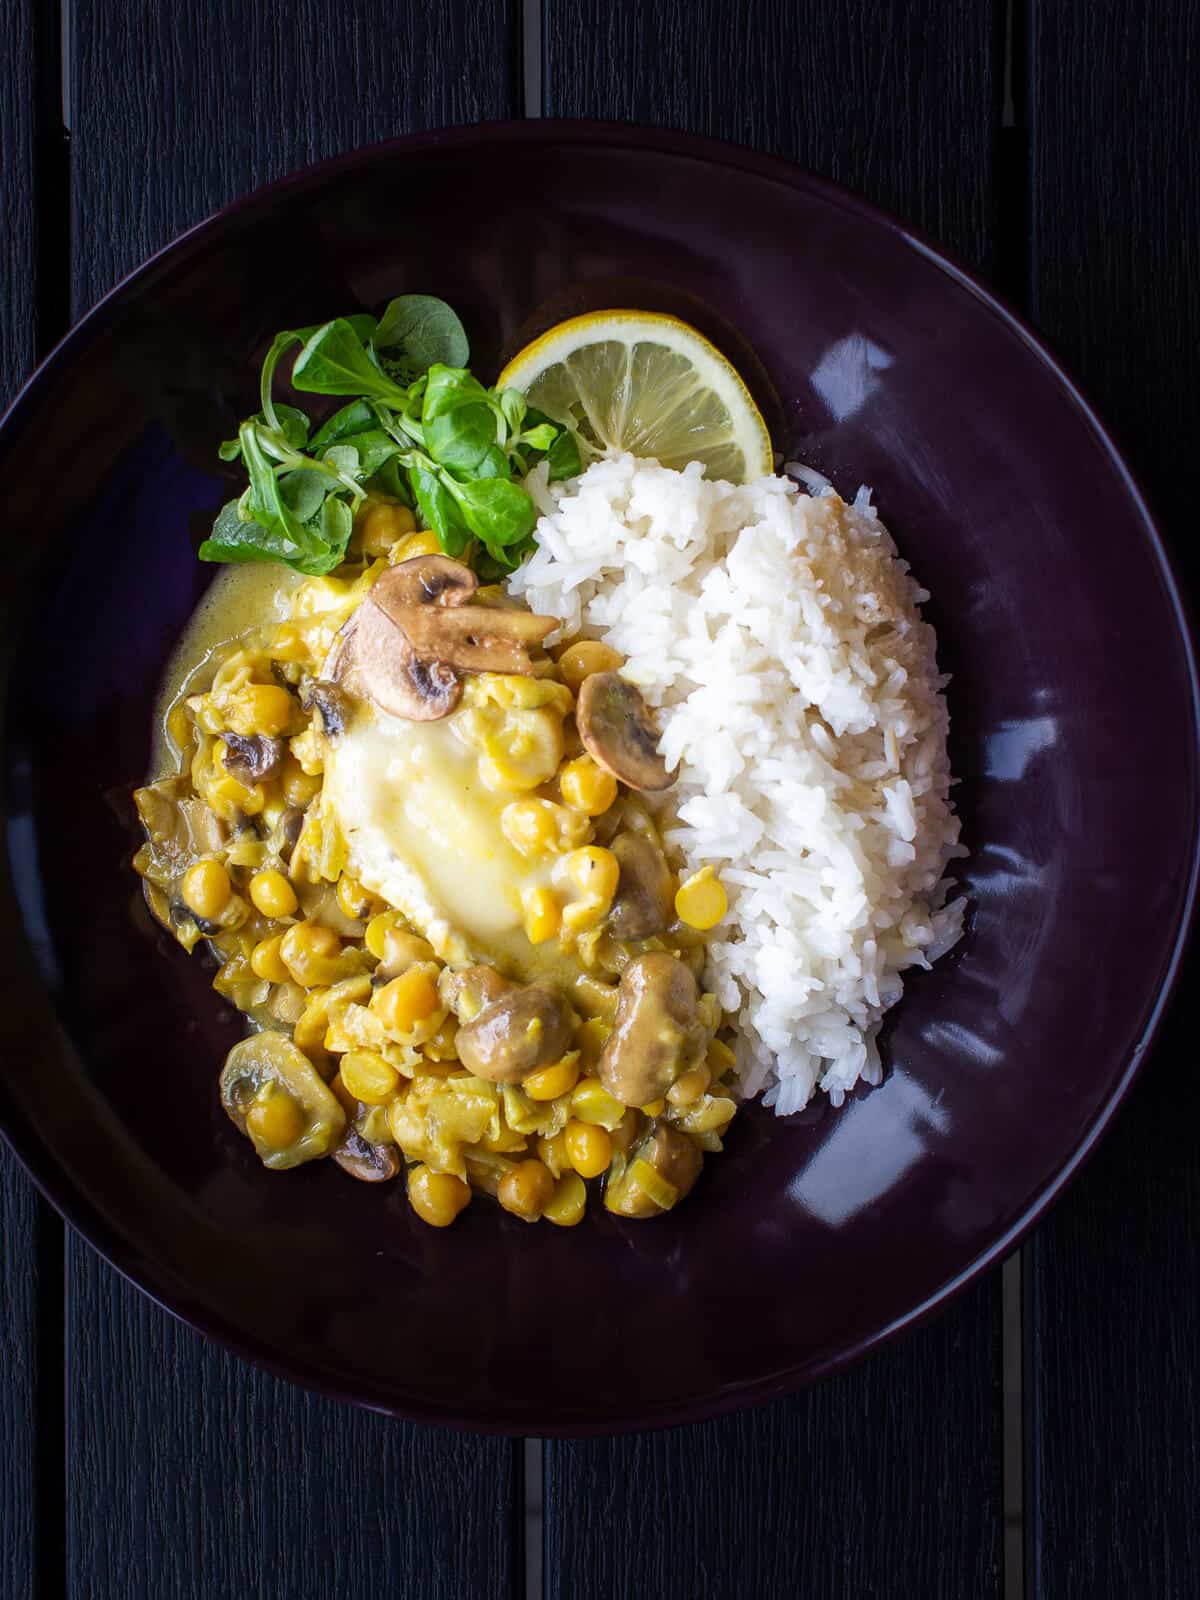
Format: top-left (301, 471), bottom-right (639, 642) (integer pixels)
top-left (576, 672), bottom-right (674, 792)
top-left (333, 1130), bottom-right (401, 1182)
top-left (337, 603), bottom-right (462, 721)
top-left (331, 554), bottom-right (559, 722)
top-left (220, 732), bottom-right (285, 784)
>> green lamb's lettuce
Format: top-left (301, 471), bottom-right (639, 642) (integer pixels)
top-left (201, 295), bottom-right (580, 579)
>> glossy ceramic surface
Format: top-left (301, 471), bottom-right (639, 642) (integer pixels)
top-left (0, 123), bottom-right (1196, 1433)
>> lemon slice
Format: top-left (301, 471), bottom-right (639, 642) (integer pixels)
top-left (497, 310), bottom-right (772, 484)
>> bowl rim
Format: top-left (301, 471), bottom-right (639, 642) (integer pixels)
top-left (1, 117), bottom-right (1197, 1435)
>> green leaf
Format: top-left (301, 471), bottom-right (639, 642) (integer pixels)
top-left (318, 496), bottom-right (354, 565)
top-left (292, 319), bottom-right (408, 401)
top-left (310, 399), bottom-right (376, 449)
top-left (322, 444), bottom-right (361, 480)
top-left (450, 476), bottom-right (536, 550)
top-left (240, 423), bottom-right (326, 557)
top-left (546, 426), bottom-right (582, 480)
top-left (426, 402), bottom-right (496, 472)
top-left (200, 497), bottom-right (309, 566)
top-left (219, 404), bottom-right (309, 463)
top-left (421, 365), bottom-right (491, 421)
top-left (279, 467), bottom-right (330, 523)
top-left (471, 444), bottom-right (511, 480)
top-left (499, 388), bottom-right (527, 435)
top-left (372, 296), bottom-right (469, 383)
top-left (520, 422), bottom-right (559, 451)
top-left (409, 464), bottom-right (470, 558)
top-left (345, 430), bottom-right (402, 478)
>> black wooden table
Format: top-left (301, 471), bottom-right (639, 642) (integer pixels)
top-left (2, 2), bottom-right (1198, 1595)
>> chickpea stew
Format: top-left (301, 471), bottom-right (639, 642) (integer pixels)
top-left (135, 513), bottom-right (737, 1228)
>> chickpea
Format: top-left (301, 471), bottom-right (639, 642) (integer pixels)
top-left (181, 859), bottom-right (231, 922)
top-left (565, 1119), bottom-right (613, 1179)
top-left (497, 1159), bottom-right (555, 1221)
top-left (408, 1165), bottom-right (471, 1228)
top-left (246, 1091), bottom-right (305, 1151)
top-left (558, 639), bottom-right (624, 693)
top-left (249, 868), bottom-right (299, 920)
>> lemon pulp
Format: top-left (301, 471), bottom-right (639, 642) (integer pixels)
top-left (498, 310), bottom-right (772, 484)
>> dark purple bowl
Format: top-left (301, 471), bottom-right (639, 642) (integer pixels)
top-left (1, 122), bottom-right (1196, 1434)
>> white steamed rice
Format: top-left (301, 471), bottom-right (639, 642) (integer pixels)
top-left (510, 452), bottom-right (965, 1115)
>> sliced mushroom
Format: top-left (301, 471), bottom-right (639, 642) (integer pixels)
top-left (334, 555), bottom-right (559, 722)
top-left (221, 731), bottom-right (285, 785)
top-left (576, 672), bottom-right (673, 792)
top-left (339, 601), bottom-right (462, 721)
top-left (372, 554), bottom-right (479, 612)
top-left (597, 952), bottom-right (706, 1107)
top-left (456, 981), bottom-right (576, 1084)
top-left (608, 830), bottom-right (675, 941)
top-left (605, 1123), bottom-right (703, 1218)
top-left (303, 680), bottom-right (349, 738)
top-left (334, 1130), bottom-right (401, 1183)
top-left (394, 604), bottom-right (557, 675)
top-left (220, 1031), bottom-right (345, 1170)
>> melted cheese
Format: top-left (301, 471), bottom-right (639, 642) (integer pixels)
top-left (323, 701), bottom-right (556, 973)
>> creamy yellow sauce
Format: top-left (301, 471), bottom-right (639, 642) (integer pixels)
top-left (151, 564), bottom-right (301, 777)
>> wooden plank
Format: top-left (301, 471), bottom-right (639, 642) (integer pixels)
top-left (68, 1259), bottom-right (519, 1600)
top-left (542, 5), bottom-right (1006, 1596)
top-left (1, 3), bottom-right (50, 1597)
top-left (1026, 5), bottom-right (1200, 1592)
top-left (545, 0), bottom-right (1003, 273)
top-left (63, 3), bottom-right (521, 1595)
top-left (546, 1277), bottom-right (1001, 1599)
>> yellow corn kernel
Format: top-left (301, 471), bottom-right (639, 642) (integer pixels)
top-left (554, 846), bottom-right (619, 935)
top-left (226, 683), bottom-right (296, 738)
top-left (206, 770), bottom-right (265, 820)
top-left (560, 846), bottom-right (619, 902)
top-left (523, 1052), bottom-right (581, 1102)
top-left (521, 885), bottom-right (561, 946)
top-left (640, 1097), bottom-right (666, 1119)
top-left (280, 754), bottom-right (321, 807)
top-left (706, 1037), bottom-right (737, 1080)
top-left (390, 527), bottom-right (441, 562)
top-left (339, 1049), bottom-right (400, 1105)
top-left (497, 1159), bottom-right (555, 1221)
top-left (543, 1170), bottom-right (587, 1227)
top-left (557, 639), bottom-right (623, 693)
top-left (181, 858), bottom-right (232, 921)
top-left (667, 1063), bottom-right (711, 1108)
top-left (559, 754), bottom-right (618, 817)
top-left (268, 622), bottom-right (309, 664)
top-left (675, 866), bottom-right (728, 931)
top-left (683, 1096), bottom-right (738, 1134)
top-left (280, 922), bottom-right (344, 988)
top-left (500, 798), bottom-right (591, 858)
top-left (365, 911), bottom-right (402, 960)
top-left (569, 1078), bottom-right (626, 1130)
top-left (250, 933), bottom-right (291, 984)
top-left (564, 1119), bottom-right (613, 1178)
top-left (249, 868), bottom-right (299, 920)
top-left (293, 988), bottom-right (332, 1052)
top-left (246, 1091), bottom-right (305, 1151)
top-left (408, 1165), bottom-right (471, 1228)
top-left (536, 1130), bottom-right (569, 1178)
top-left (289, 728), bottom-right (325, 777)
top-left (336, 874), bottom-right (379, 922)
top-left (373, 965), bottom-right (442, 1038)
top-left (359, 500), bottom-right (417, 557)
